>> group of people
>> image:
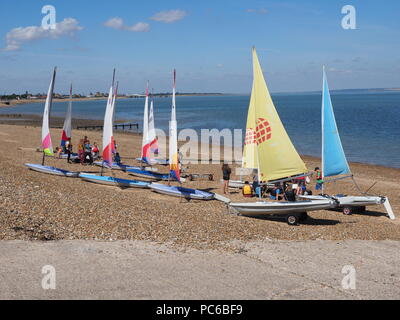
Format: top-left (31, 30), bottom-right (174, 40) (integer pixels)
top-left (77, 136), bottom-right (100, 165)
top-left (221, 163), bottom-right (324, 200)
top-left (55, 135), bottom-right (103, 165)
top-left (241, 179), bottom-right (302, 201)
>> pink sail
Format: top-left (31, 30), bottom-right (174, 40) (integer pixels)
top-left (102, 71), bottom-right (115, 166)
top-left (148, 99), bottom-right (159, 154)
top-left (141, 83), bottom-right (153, 164)
top-left (42, 67), bottom-right (56, 156)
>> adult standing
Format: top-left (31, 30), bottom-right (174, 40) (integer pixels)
top-left (222, 163), bottom-right (232, 195)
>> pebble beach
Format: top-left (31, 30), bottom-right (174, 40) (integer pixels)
top-left (1, 122), bottom-right (399, 250)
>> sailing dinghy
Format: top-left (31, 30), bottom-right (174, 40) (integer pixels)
top-left (129, 81), bottom-right (179, 180)
top-left (135, 84), bottom-right (168, 165)
top-left (59, 84), bottom-right (79, 161)
top-left (83, 70), bottom-right (148, 189)
top-left (299, 68), bottom-right (395, 219)
top-left (228, 48), bottom-right (334, 224)
top-left (25, 67), bottom-right (79, 178)
top-left (147, 70), bottom-right (212, 199)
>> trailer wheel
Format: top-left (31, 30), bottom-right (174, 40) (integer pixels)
top-left (286, 214), bottom-right (299, 225)
top-left (343, 206), bottom-right (353, 215)
top-left (299, 212), bottom-right (308, 221)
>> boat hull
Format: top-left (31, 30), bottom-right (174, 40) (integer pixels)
top-left (127, 168), bottom-right (170, 181)
top-left (149, 183), bottom-right (214, 200)
top-left (299, 195), bottom-right (384, 207)
top-left (136, 157), bottom-right (169, 165)
top-left (25, 163), bottom-right (79, 177)
top-left (229, 199), bottom-right (333, 216)
top-left (93, 161), bottom-right (157, 172)
top-left (79, 173), bottom-right (149, 188)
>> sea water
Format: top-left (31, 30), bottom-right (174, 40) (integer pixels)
top-left (1, 92), bottom-right (399, 168)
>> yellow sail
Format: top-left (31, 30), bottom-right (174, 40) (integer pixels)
top-left (251, 47), bottom-right (307, 181)
top-left (242, 79), bottom-right (258, 169)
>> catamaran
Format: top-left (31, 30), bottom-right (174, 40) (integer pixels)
top-left (228, 48), bottom-right (334, 224)
top-left (149, 70), bottom-right (212, 199)
top-left (298, 68), bottom-right (395, 219)
top-left (25, 67), bottom-right (79, 177)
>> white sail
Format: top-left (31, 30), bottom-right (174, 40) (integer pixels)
top-left (111, 81), bottom-right (118, 153)
top-left (102, 79), bottom-right (114, 166)
top-left (169, 70), bottom-right (180, 182)
top-left (141, 82), bottom-right (152, 162)
top-left (42, 67), bottom-right (56, 156)
top-left (61, 83), bottom-right (72, 147)
top-left (148, 98), bottom-right (158, 153)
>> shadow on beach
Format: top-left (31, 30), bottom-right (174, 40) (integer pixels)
top-left (245, 214), bottom-right (341, 226)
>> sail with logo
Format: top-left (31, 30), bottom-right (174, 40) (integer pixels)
top-left (246, 47), bottom-right (307, 181)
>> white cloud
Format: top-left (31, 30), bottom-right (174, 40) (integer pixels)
top-left (127, 22), bottom-right (150, 32)
top-left (104, 17), bottom-right (150, 32)
top-left (2, 18), bottom-right (83, 51)
top-left (150, 9), bottom-right (187, 23)
top-left (104, 17), bottom-right (124, 30)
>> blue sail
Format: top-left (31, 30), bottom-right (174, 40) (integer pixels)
top-left (322, 69), bottom-right (350, 178)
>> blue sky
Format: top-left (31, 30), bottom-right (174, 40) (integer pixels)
top-left (0, 0), bottom-right (399, 94)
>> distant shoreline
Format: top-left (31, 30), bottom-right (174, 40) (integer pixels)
top-left (0, 93), bottom-right (227, 108)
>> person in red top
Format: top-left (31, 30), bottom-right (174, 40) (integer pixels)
top-left (91, 142), bottom-right (99, 160)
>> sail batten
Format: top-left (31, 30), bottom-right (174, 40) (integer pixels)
top-left (322, 68), bottom-right (350, 178)
top-left (250, 48), bottom-right (307, 181)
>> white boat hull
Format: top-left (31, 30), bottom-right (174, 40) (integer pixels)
top-left (229, 199), bottom-right (333, 216)
top-left (298, 194), bottom-right (395, 219)
top-left (25, 163), bottom-right (79, 178)
top-left (149, 183), bottom-right (214, 200)
top-left (299, 195), bottom-right (384, 207)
